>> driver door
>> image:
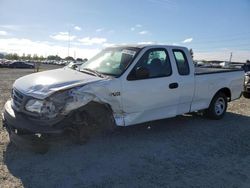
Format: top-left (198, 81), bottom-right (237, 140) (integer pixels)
top-left (121, 48), bottom-right (180, 125)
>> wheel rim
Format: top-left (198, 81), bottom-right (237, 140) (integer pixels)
top-left (214, 97), bottom-right (226, 116)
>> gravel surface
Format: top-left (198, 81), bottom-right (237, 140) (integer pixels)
top-left (0, 67), bottom-right (250, 188)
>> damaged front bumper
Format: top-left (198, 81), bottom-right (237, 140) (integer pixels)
top-left (2, 100), bottom-right (66, 153)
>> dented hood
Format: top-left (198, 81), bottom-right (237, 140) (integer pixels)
top-left (13, 68), bottom-right (104, 99)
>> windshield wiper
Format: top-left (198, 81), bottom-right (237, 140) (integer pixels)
top-left (81, 68), bottom-right (106, 78)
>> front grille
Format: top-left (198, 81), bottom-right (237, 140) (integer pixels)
top-left (12, 88), bottom-right (25, 110)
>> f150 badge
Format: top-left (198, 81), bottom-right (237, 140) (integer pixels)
top-left (110, 92), bottom-right (121, 96)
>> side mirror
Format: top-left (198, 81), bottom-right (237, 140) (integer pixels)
top-left (135, 66), bottom-right (150, 79)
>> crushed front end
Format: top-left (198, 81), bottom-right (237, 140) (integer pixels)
top-left (2, 88), bottom-right (81, 153)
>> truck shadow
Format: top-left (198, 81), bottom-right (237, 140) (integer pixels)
top-left (3, 112), bottom-right (250, 187)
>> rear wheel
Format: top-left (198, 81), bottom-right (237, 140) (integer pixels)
top-left (204, 92), bottom-right (228, 120)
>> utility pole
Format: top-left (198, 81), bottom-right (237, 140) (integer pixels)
top-left (68, 29), bottom-right (71, 57)
top-left (229, 52), bottom-right (232, 62)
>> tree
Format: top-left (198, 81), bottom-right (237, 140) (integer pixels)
top-left (5, 53), bottom-right (19, 60)
top-left (21, 53), bottom-right (26, 60)
top-left (47, 55), bottom-right (61, 61)
top-left (0, 53), bottom-right (4, 59)
top-left (65, 56), bottom-right (75, 61)
top-left (39, 55), bottom-right (45, 61)
top-left (47, 55), bottom-right (54, 60)
top-left (33, 54), bottom-right (39, 61)
top-left (26, 54), bottom-right (32, 61)
top-left (13, 53), bottom-right (19, 60)
top-left (76, 58), bottom-right (83, 62)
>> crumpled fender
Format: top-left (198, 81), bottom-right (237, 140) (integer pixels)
top-left (61, 79), bottom-right (125, 126)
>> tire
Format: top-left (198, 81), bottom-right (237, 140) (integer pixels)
top-left (243, 92), bottom-right (250, 99)
top-left (204, 92), bottom-right (228, 120)
top-left (69, 102), bottom-right (116, 144)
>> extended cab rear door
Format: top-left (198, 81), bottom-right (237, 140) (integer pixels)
top-left (171, 48), bottom-right (195, 115)
top-left (120, 47), bottom-right (181, 126)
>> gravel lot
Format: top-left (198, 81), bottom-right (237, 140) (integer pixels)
top-left (0, 67), bottom-right (250, 188)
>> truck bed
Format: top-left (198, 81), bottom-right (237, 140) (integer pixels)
top-left (195, 67), bottom-right (242, 75)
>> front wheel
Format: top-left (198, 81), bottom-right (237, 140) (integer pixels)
top-left (69, 102), bottom-right (116, 144)
top-left (204, 92), bottom-right (228, 120)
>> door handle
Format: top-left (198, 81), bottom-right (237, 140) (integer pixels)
top-left (169, 82), bottom-right (179, 89)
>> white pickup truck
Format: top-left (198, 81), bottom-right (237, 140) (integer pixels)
top-left (2, 45), bottom-right (244, 150)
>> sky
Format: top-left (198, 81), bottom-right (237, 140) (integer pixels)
top-left (0, 0), bottom-right (249, 62)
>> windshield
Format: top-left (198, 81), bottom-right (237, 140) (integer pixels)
top-left (80, 47), bottom-right (140, 77)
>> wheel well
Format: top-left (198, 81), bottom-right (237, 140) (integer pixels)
top-left (73, 101), bottom-right (113, 115)
top-left (216, 88), bottom-right (231, 101)
top-left (69, 101), bottom-right (115, 124)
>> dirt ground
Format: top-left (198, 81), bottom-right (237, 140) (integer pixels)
top-left (0, 67), bottom-right (250, 188)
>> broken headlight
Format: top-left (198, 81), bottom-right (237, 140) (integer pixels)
top-left (25, 99), bottom-right (57, 119)
top-left (25, 99), bottom-right (44, 113)
top-left (25, 86), bottom-right (92, 119)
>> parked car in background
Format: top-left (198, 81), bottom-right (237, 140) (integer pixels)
top-left (220, 61), bottom-right (231, 68)
top-left (67, 59), bottom-right (88, 70)
top-left (0, 59), bottom-right (11, 68)
top-left (242, 63), bottom-right (250, 98)
top-left (8, 61), bottom-right (34, 69)
top-left (195, 61), bottom-right (205, 67)
top-left (67, 61), bottom-right (83, 70)
top-left (242, 62), bottom-right (250, 72)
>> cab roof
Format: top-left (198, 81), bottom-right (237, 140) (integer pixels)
top-left (106, 44), bottom-right (187, 50)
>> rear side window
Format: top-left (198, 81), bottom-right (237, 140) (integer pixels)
top-left (173, 50), bottom-right (190, 75)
